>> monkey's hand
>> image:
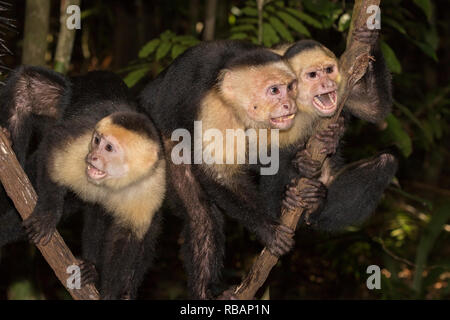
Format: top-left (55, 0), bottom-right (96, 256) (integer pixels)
top-left (262, 222), bottom-right (295, 257)
top-left (79, 260), bottom-right (99, 287)
top-left (292, 149), bottom-right (322, 178)
top-left (23, 211), bottom-right (57, 246)
top-left (282, 177), bottom-right (327, 224)
top-left (353, 27), bottom-right (379, 46)
top-left (314, 116), bottom-right (345, 155)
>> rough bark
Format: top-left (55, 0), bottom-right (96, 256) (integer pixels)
top-left (203, 0), bottom-right (218, 41)
top-left (234, 0), bottom-right (382, 300)
top-left (22, 0), bottom-right (51, 66)
top-left (0, 130), bottom-right (99, 300)
top-left (54, 0), bottom-right (81, 74)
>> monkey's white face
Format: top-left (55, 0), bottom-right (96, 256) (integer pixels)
top-left (85, 131), bottom-right (129, 184)
top-left (300, 61), bottom-right (338, 116)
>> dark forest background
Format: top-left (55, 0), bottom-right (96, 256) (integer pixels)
top-left (0, 0), bottom-right (449, 300)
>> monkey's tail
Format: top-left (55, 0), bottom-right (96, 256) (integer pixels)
top-left (309, 152), bottom-right (398, 233)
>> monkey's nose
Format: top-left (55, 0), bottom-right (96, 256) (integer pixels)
top-left (283, 104), bottom-right (289, 109)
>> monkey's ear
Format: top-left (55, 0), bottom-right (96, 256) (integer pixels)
top-left (2, 65), bottom-right (70, 119)
top-left (218, 69), bottom-right (235, 100)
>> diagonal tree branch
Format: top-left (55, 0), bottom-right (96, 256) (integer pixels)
top-left (234, 0), bottom-right (381, 300)
top-left (0, 129), bottom-right (99, 300)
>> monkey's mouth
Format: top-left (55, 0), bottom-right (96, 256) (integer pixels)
top-left (270, 113), bottom-right (296, 129)
top-left (86, 163), bottom-right (107, 180)
top-left (313, 90), bottom-right (337, 115)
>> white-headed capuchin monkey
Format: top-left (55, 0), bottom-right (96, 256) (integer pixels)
top-left (0, 70), bottom-right (166, 299)
top-left (266, 28), bottom-right (398, 230)
top-left (140, 36), bottom-right (397, 299)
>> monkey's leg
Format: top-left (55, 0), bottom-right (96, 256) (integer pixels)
top-left (169, 163), bottom-right (225, 299)
top-left (22, 169), bottom-right (67, 245)
top-left (309, 153), bottom-right (398, 232)
top-left (197, 171), bottom-right (294, 258)
top-left (80, 204), bottom-right (108, 287)
top-left (98, 224), bottom-right (144, 300)
top-left (120, 211), bottom-right (163, 300)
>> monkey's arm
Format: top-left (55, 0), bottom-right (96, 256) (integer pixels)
top-left (308, 152), bottom-right (397, 232)
top-left (345, 29), bottom-right (393, 123)
top-left (22, 152), bottom-right (67, 245)
top-left (196, 168), bottom-right (294, 257)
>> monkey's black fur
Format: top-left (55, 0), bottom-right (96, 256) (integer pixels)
top-left (140, 40), bottom-right (298, 299)
top-left (0, 69), bottom-right (164, 299)
top-left (140, 39), bottom-right (397, 298)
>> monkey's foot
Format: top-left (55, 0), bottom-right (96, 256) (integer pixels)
top-left (282, 177), bottom-right (327, 224)
top-left (217, 286), bottom-right (238, 300)
top-left (315, 116), bottom-right (345, 155)
top-left (79, 260), bottom-right (99, 287)
top-left (292, 149), bottom-right (321, 178)
top-left (23, 213), bottom-right (56, 246)
top-left (353, 27), bottom-right (379, 46)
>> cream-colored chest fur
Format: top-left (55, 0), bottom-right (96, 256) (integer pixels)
top-left (49, 132), bottom-right (166, 239)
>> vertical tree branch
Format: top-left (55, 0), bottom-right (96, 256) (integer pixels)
top-left (22, 0), bottom-right (50, 66)
top-left (54, 0), bottom-right (81, 74)
top-left (234, 0), bottom-right (381, 300)
top-left (0, 130), bottom-right (99, 300)
top-left (257, 0), bottom-right (265, 45)
top-left (203, 0), bottom-right (218, 41)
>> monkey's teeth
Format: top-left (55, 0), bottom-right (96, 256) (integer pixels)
top-left (272, 114), bottom-right (295, 122)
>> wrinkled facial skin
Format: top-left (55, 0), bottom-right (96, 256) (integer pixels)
top-left (290, 49), bottom-right (339, 117)
top-left (253, 78), bottom-right (298, 130)
top-left (85, 131), bottom-right (129, 184)
top-left (222, 63), bottom-right (299, 131)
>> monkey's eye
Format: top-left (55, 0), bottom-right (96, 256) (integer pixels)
top-left (287, 81), bottom-right (296, 91)
top-left (94, 136), bottom-right (100, 145)
top-left (105, 144), bottom-right (113, 152)
top-left (326, 66), bottom-right (334, 74)
top-left (307, 72), bottom-right (317, 79)
top-left (269, 86), bottom-right (280, 95)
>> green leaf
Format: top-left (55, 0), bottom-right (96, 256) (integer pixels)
top-left (241, 7), bottom-right (258, 17)
top-left (269, 17), bottom-right (294, 42)
top-left (229, 32), bottom-right (249, 40)
top-left (230, 24), bottom-right (257, 33)
top-left (413, 0), bottom-right (433, 22)
top-left (236, 18), bottom-right (258, 25)
top-left (171, 44), bottom-right (186, 59)
top-left (380, 41), bottom-right (402, 74)
top-left (383, 17), bottom-right (407, 35)
top-left (412, 40), bottom-right (438, 62)
top-left (155, 41), bottom-right (172, 61)
top-left (413, 203), bottom-right (450, 295)
top-left (285, 8), bottom-right (323, 29)
top-left (262, 23), bottom-right (279, 48)
top-left (385, 114), bottom-right (412, 157)
top-left (394, 101), bottom-right (433, 143)
top-left (138, 39), bottom-right (161, 58)
top-left (337, 13), bottom-right (351, 32)
top-left (160, 30), bottom-right (175, 41)
top-left (123, 67), bottom-right (149, 87)
top-left (277, 11), bottom-right (310, 37)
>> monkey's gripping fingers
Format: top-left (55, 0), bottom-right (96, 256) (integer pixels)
top-left (266, 223), bottom-right (295, 257)
top-left (292, 149), bottom-right (322, 178)
top-left (23, 213), bottom-right (56, 246)
top-left (79, 261), bottom-right (99, 287)
top-left (315, 116), bottom-right (345, 155)
top-left (0, 126), bottom-right (11, 147)
top-left (353, 27), bottom-right (379, 46)
top-left (282, 177), bottom-right (327, 224)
